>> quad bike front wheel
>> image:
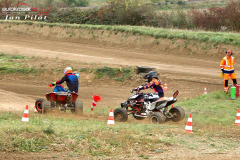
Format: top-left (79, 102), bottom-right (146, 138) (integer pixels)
top-left (35, 99), bottom-right (44, 113)
top-left (114, 108), bottom-right (128, 122)
top-left (149, 112), bottom-right (166, 124)
top-left (42, 101), bottom-right (51, 114)
top-left (169, 106), bottom-right (185, 122)
top-left (72, 100), bottom-right (83, 115)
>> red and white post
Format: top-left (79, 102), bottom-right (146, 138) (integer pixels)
top-left (91, 95), bottom-right (102, 111)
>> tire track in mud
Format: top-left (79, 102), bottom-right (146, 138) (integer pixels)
top-left (0, 89), bottom-right (36, 111)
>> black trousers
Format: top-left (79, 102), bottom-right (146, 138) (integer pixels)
top-left (158, 92), bottom-right (164, 98)
top-left (225, 79), bottom-right (237, 87)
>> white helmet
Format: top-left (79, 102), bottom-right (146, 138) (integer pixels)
top-left (64, 67), bottom-right (73, 75)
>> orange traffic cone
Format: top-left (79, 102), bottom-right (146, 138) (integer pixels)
top-left (34, 106), bottom-right (38, 113)
top-left (22, 105), bottom-right (29, 122)
top-left (107, 108), bottom-right (114, 126)
top-left (234, 109), bottom-right (240, 126)
top-left (184, 113), bottom-right (194, 134)
top-left (204, 86), bottom-right (207, 94)
top-left (91, 95), bottom-right (102, 111)
top-left (171, 104), bottom-right (174, 108)
top-left (164, 83), bottom-right (168, 91)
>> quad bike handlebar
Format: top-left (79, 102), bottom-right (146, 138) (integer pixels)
top-left (48, 84), bottom-right (70, 92)
top-left (131, 87), bottom-right (179, 99)
top-left (130, 89), bottom-right (141, 94)
top-left (130, 88), bottom-right (139, 93)
top-left (48, 82), bottom-right (56, 88)
top-left (130, 85), bottom-right (144, 93)
top-left (48, 84), bottom-right (53, 88)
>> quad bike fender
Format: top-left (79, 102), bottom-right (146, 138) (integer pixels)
top-left (45, 92), bottom-right (78, 103)
top-left (155, 97), bottom-right (177, 110)
top-left (121, 101), bottom-right (128, 108)
top-left (157, 97), bottom-right (174, 101)
top-left (148, 100), bottom-right (168, 110)
top-left (146, 97), bottom-right (177, 110)
top-left (148, 101), bottom-right (161, 110)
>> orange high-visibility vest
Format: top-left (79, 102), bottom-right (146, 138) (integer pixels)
top-left (220, 56), bottom-right (235, 74)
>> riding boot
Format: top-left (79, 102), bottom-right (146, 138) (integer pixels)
top-left (233, 79), bottom-right (237, 86)
top-left (224, 80), bottom-right (228, 93)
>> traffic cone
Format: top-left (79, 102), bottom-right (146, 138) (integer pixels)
top-left (91, 95), bottom-right (102, 111)
top-left (34, 106), bottom-right (38, 113)
top-left (107, 108), bottom-right (114, 126)
top-left (22, 105), bottom-right (29, 122)
top-left (164, 83), bottom-right (168, 91)
top-left (234, 109), bottom-right (240, 126)
top-left (204, 86), bottom-right (207, 94)
top-left (184, 113), bottom-right (194, 134)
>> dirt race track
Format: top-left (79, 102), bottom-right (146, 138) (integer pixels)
top-left (0, 33), bottom-right (238, 111)
top-left (0, 36), bottom-right (228, 110)
top-left (0, 23), bottom-right (240, 159)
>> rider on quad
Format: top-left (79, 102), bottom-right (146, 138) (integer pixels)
top-left (132, 71), bottom-right (164, 98)
top-left (49, 67), bottom-right (79, 93)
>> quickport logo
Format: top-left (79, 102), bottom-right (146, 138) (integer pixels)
top-left (1, 3), bottom-right (50, 20)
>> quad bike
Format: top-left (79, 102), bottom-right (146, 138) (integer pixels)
top-left (114, 89), bottom-right (185, 124)
top-left (35, 85), bottom-right (83, 114)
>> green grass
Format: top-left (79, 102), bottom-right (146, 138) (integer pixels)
top-left (87, 0), bottom-right (152, 7)
top-left (87, 0), bottom-right (228, 10)
top-left (0, 52), bottom-right (133, 81)
top-left (93, 66), bottom-right (134, 81)
top-left (0, 91), bottom-right (239, 158)
top-left (88, 0), bottom-right (226, 10)
top-left (79, 67), bottom-right (88, 73)
top-left (0, 52), bottom-right (25, 60)
top-left (77, 66), bottom-right (134, 81)
top-left (0, 52), bottom-right (44, 76)
top-left (88, 0), bottom-right (108, 6)
top-left (154, 0), bottom-right (228, 11)
top-left (178, 91), bottom-right (239, 126)
top-left (1, 20), bottom-right (240, 46)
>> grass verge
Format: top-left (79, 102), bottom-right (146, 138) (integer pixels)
top-left (88, 0), bottom-right (108, 6)
top-left (0, 52), bottom-right (44, 76)
top-left (71, 66), bottom-right (134, 81)
top-left (92, 66), bottom-right (134, 81)
top-left (0, 91), bottom-right (239, 158)
top-left (1, 20), bottom-right (240, 46)
top-left (0, 52), bottom-right (133, 81)
top-left (154, 1), bottom-right (228, 10)
top-left (178, 91), bottom-right (239, 127)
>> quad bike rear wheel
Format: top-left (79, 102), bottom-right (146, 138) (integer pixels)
top-left (169, 106), bottom-right (185, 122)
top-left (72, 100), bottom-right (83, 115)
top-left (149, 112), bottom-right (166, 124)
top-left (35, 99), bottom-right (44, 113)
top-left (114, 108), bottom-right (128, 122)
top-left (42, 101), bottom-right (51, 114)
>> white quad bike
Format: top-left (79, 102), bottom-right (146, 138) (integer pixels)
top-left (114, 89), bottom-right (185, 124)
